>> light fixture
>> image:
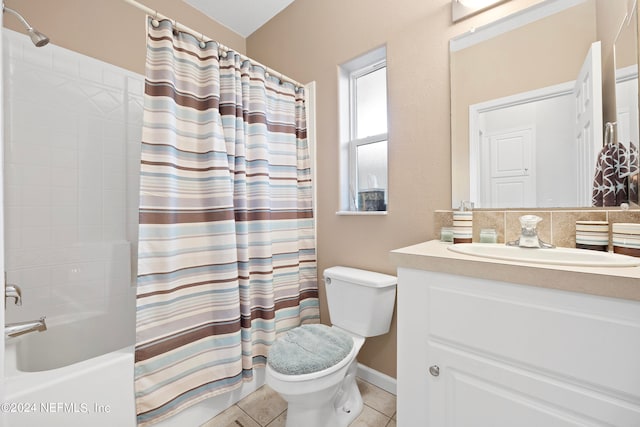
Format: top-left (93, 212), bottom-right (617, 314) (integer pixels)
top-left (452, 0), bottom-right (510, 23)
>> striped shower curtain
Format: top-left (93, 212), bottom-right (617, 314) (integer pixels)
top-left (134, 19), bottom-right (319, 426)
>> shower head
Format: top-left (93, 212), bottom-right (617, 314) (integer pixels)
top-left (26, 27), bottom-right (49, 47)
top-left (3, 4), bottom-right (49, 47)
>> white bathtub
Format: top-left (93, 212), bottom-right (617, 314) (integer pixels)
top-left (3, 311), bottom-right (137, 427)
top-left (2, 314), bottom-right (265, 427)
top-left (4, 341), bottom-right (136, 427)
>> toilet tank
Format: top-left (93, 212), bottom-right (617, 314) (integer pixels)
top-left (323, 266), bottom-right (397, 337)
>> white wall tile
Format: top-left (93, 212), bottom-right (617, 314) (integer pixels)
top-left (127, 77), bottom-right (143, 96)
top-left (4, 29), bottom-right (143, 324)
top-left (51, 167), bottom-right (78, 188)
top-left (53, 52), bottom-right (79, 78)
top-left (5, 185), bottom-right (22, 208)
top-left (51, 187), bottom-right (77, 207)
top-left (79, 59), bottom-right (104, 84)
top-left (49, 130), bottom-right (78, 149)
top-left (78, 226), bottom-right (102, 243)
top-left (5, 225), bottom-right (21, 250)
top-left (21, 186), bottom-right (51, 206)
top-left (51, 226), bottom-right (78, 246)
top-left (21, 226), bottom-right (52, 248)
top-left (21, 43), bottom-right (52, 69)
top-left (104, 69), bottom-right (125, 90)
top-left (19, 266), bottom-right (53, 290)
top-left (78, 189), bottom-right (103, 227)
top-left (22, 205), bottom-right (51, 227)
top-left (7, 248), bottom-right (52, 269)
top-left (21, 165), bottom-right (51, 187)
top-left (50, 147), bottom-right (78, 169)
top-left (50, 206), bottom-right (77, 227)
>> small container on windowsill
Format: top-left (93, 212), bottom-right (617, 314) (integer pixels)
top-left (358, 189), bottom-right (386, 211)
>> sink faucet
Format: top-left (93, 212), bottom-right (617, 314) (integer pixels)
top-left (5, 283), bottom-right (22, 306)
top-left (5, 316), bottom-right (47, 338)
top-left (507, 215), bottom-right (555, 248)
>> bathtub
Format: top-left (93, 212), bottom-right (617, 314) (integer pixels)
top-left (2, 313), bottom-right (266, 427)
top-left (3, 312), bottom-right (137, 427)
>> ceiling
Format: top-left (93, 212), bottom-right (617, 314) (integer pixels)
top-left (183, 0), bottom-right (296, 38)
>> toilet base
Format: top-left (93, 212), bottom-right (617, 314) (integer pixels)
top-left (284, 361), bottom-right (363, 427)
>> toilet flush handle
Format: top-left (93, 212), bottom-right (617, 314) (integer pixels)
top-left (429, 365), bottom-right (440, 377)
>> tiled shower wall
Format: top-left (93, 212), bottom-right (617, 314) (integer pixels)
top-left (3, 29), bottom-right (143, 324)
top-left (435, 208), bottom-right (640, 250)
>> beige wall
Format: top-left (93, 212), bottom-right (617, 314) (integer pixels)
top-left (2, 0), bottom-right (245, 75)
top-left (3, 0), bottom-right (635, 380)
top-left (247, 0), bottom-right (555, 378)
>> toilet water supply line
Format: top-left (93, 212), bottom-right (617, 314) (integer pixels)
top-left (120, 0), bottom-right (304, 89)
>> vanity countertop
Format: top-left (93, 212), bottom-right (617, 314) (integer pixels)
top-left (390, 240), bottom-right (640, 302)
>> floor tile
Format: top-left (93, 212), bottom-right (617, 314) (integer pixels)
top-left (357, 379), bottom-right (397, 417)
top-left (350, 405), bottom-right (391, 427)
top-left (236, 385), bottom-right (287, 426)
top-left (202, 380), bottom-right (397, 427)
top-left (265, 410), bottom-right (287, 427)
top-left (200, 405), bottom-right (260, 427)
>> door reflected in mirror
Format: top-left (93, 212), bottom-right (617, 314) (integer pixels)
top-left (468, 41), bottom-right (601, 208)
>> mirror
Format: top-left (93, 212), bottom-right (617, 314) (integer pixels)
top-left (614, 1), bottom-right (639, 206)
top-left (450, 0), bottom-right (634, 209)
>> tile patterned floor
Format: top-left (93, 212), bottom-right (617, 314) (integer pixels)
top-left (201, 378), bottom-right (397, 427)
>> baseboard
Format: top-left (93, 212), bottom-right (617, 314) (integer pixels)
top-left (356, 363), bottom-right (397, 395)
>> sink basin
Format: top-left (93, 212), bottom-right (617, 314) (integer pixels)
top-left (447, 243), bottom-right (640, 267)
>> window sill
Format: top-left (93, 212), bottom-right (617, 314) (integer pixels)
top-left (336, 211), bottom-right (388, 216)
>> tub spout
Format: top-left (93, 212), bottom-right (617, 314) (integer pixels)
top-left (5, 316), bottom-right (47, 338)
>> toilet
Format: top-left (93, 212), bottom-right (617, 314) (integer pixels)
top-left (266, 266), bottom-right (397, 427)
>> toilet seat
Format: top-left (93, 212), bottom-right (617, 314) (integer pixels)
top-left (267, 341), bottom-right (357, 382)
top-left (267, 324), bottom-right (356, 380)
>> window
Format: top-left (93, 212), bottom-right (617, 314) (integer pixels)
top-left (339, 47), bottom-right (388, 213)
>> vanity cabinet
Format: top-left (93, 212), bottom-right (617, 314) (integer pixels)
top-left (396, 267), bottom-right (640, 427)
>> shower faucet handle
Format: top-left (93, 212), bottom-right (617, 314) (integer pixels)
top-left (5, 283), bottom-right (22, 307)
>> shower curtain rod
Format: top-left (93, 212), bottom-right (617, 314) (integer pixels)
top-left (121, 0), bottom-right (304, 88)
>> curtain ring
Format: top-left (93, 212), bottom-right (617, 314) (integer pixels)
top-left (199, 33), bottom-right (206, 49)
top-left (151, 11), bottom-right (159, 28)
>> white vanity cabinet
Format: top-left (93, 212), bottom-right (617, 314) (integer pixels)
top-left (396, 267), bottom-right (640, 427)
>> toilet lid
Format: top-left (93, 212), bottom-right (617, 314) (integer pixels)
top-left (267, 324), bottom-right (354, 375)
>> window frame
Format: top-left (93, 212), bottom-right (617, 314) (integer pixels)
top-left (339, 47), bottom-right (388, 213)
top-left (348, 134), bottom-right (388, 210)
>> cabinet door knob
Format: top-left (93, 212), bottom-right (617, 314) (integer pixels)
top-left (429, 365), bottom-right (440, 377)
